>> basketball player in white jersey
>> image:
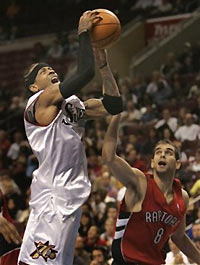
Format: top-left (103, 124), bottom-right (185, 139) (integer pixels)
top-left (18, 11), bottom-right (122, 265)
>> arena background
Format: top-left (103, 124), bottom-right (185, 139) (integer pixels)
top-left (0, 0), bottom-right (200, 264)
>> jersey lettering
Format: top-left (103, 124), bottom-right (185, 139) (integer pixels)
top-left (64, 103), bottom-right (85, 123)
top-left (145, 211), bottom-right (178, 226)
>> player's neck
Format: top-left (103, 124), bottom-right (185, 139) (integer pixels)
top-left (153, 172), bottom-right (174, 196)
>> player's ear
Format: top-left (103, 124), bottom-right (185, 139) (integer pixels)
top-left (29, 84), bottom-right (39, 93)
top-left (176, 159), bottom-right (181, 170)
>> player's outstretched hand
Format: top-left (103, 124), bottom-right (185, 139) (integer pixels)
top-left (93, 48), bottom-right (108, 69)
top-left (78, 10), bottom-right (102, 35)
top-left (0, 216), bottom-right (22, 245)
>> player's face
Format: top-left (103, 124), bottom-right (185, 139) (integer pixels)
top-left (151, 144), bottom-right (180, 174)
top-left (34, 66), bottom-right (59, 90)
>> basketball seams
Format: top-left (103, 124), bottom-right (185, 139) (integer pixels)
top-left (91, 29), bottom-right (119, 47)
top-left (93, 23), bottom-right (120, 26)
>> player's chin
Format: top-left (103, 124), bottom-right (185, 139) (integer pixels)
top-left (157, 166), bottom-right (168, 172)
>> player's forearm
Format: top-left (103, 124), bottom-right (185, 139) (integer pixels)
top-left (172, 233), bottom-right (200, 263)
top-left (102, 114), bottom-right (121, 162)
top-left (59, 32), bottom-right (94, 99)
top-left (99, 65), bottom-right (120, 96)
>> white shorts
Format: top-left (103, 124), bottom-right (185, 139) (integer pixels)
top-left (18, 205), bottom-right (82, 265)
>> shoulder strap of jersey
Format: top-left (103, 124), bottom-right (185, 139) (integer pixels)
top-left (173, 178), bottom-right (186, 212)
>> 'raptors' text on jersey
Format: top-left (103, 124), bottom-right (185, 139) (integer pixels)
top-left (112, 175), bottom-right (186, 265)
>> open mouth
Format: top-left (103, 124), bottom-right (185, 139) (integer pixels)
top-left (158, 161), bottom-right (167, 166)
top-left (51, 76), bottom-right (59, 83)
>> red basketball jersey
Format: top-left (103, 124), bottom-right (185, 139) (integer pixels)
top-left (112, 175), bottom-right (186, 265)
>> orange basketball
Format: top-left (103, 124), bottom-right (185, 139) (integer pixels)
top-left (90, 9), bottom-right (121, 49)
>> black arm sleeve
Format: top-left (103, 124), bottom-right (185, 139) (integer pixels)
top-left (59, 31), bottom-right (94, 99)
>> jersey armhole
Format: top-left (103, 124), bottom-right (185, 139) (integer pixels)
top-left (24, 92), bottom-right (60, 127)
top-left (24, 97), bottom-right (40, 126)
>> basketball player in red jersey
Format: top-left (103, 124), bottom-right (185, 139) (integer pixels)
top-left (102, 114), bottom-right (200, 265)
top-left (0, 189), bottom-right (22, 265)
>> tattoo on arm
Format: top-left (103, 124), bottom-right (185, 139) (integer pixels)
top-left (101, 70), bottom-right (120, 96)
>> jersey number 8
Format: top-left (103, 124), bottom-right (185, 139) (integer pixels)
top-left (154, 228), bottom-right (164, 244)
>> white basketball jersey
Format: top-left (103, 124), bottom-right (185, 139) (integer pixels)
top-left (24, 91), bottom-right (91, 216)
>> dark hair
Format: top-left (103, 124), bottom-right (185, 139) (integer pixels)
top-left (153, 139), bottom-right (180, 160)
top-left (92, 246), bottom-right (109, 260)
top-left (24, 63), bottom-right (39, 96)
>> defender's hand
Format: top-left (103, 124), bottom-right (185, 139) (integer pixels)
top-left (78, 10), bottom-right (102, 35)
top-left (0, 216), bottom-right (21, 245)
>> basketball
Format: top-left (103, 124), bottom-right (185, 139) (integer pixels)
top-left (90, 9), bottom-right (121, 49)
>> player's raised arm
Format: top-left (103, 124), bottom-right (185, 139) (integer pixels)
top-left (84, 48), bottom-right (123, 119)
top-left (171, 190), bottom-right (200, 264)
top-left (102, 114), bottom-right (146, 203)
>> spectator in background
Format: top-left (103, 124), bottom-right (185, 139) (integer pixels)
top-left (84, 225), bottom-right (107, 254)
top-left (178, 42), bottom-right (194, 65)
top-left (140, 101), bottom-right (157, 125)
top-left (90, 189), bottom-right (107, 225)
top-left (165, 238), bottom-right (189, 264)
top-left (97, 171), bottom-right (118, 202)
top-left (47, 38), bottom-right (63, 59)
top-left (155, 108), bottom-right (178, 133)
top-left (175, 113), bottom-right (200, 141)
top-left (161, 127), bottom-right (175, 141)
top-left (7, 131), bottom-right (24, 161)
top-left (192, 221), bottom-right (200, 241)
top-left (32, 42), bottom-right (47, 62)
top-left (153, 80), bottom-right (172, 106)
top-left (120, 100), bottom-right (141, 123)
top-left (188, 148), bottom-right (200, 173)
top-left (140, 127), bottom-right (159, 155)
top-left (131, 74), bottom-right (146, 105)
top-left (188, 75), bottom-right (200, 99)
top-left (127, 148), bottom-right (147, 173)
top-left (73, 235), bottom-right (91, 265)
top-left (177, 106), bottom-right (188, 126)
top-left (146, 70), bottom-right (168, 96)
top-left (180, 55), bottom-right (195, 75)
top-left (0, 130), bottom-right (11, 168)
top-left (79, 212), bottom-right (93, 239)
top-left (170, 71), bottom-right (186, 99)
top-left (160, 52), bottom-right (180, 80)
top-left (90, 246), bottom-right (110, 265)
top-left (66, 32), bottom-right (79, 59)
top-left (0, 188), bottom-right (22, 265)
top-left (100, 217), bottom-right (115, 247)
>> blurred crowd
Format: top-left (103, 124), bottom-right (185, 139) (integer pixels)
top-left (0, 36), bottom-right (200, 264)
top-left (0, 0), bottom-right (199, 42)
top-left (0, 1), bottom-right (200, 263)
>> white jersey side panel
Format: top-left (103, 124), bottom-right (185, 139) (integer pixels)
top-left (24, 92), bottom-right (91, 216)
